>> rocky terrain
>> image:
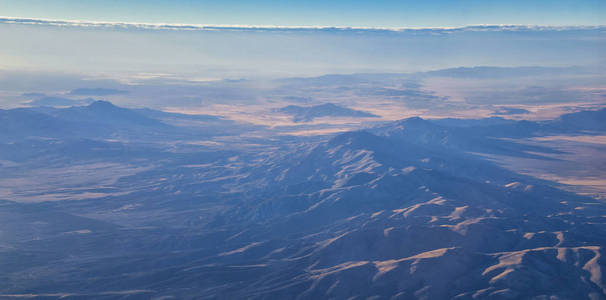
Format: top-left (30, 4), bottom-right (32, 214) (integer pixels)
top-left (0, 102), bottom-right (605, 299)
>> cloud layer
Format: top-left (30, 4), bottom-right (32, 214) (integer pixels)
top-left (1, 16), bottom-right (604, 33)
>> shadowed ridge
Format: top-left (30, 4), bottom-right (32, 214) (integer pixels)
top-left (277, 103), bottom-right (378, 122)
top-left (55, 100), bottom-right (169, 128)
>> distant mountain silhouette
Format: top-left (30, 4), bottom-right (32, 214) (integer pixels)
top-left (277, 103), bottom-right (378, 122)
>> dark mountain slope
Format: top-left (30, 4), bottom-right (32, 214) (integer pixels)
top-left (277, 103), bottom-right (378, 122)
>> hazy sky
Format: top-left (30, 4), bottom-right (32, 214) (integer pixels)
top-left (1, 0), bottom-right (605, 27)
top-left (2, 21), bottom-right (604, 79)
top-left (0, 1), bottom-right (604, 80)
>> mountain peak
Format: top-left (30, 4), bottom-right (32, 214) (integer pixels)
top-left (400, 116), bottom-right (425, 124)
top-left (88, 100), bottom-right (117, 109)
top-left (392, 116), bottom-right (436, 130)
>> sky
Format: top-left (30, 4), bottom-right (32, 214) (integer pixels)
top-left (0, 0), bottom-right (604, 80)
top-left (2, 21), bottom-right (604, 79)
top-left (1, 0), bottom-right (605, 27)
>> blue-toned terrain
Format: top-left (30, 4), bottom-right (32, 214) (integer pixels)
top-left (1, 101), bottom-right (605, 299)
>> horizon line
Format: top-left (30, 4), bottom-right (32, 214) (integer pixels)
top-left (2, 16), bottom-right (605, 32)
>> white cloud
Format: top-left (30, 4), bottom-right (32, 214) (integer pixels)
top-left (0, 16), bottom-right (603, 33)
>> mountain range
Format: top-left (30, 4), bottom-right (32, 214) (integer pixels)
top-left (0, 102), bottom-right (605, 299)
